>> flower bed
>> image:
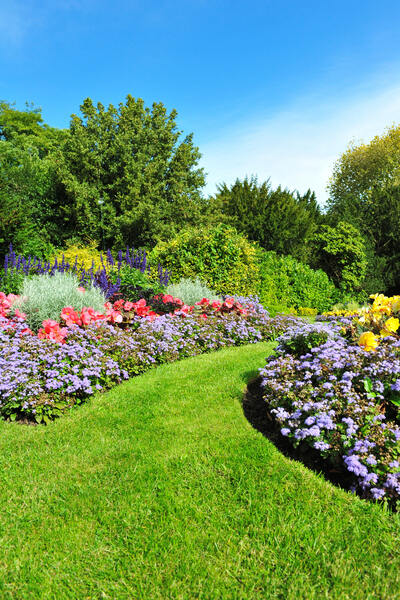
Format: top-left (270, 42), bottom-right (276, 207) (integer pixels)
top-left (260, 319), bottom-right (400, 504)
top-left (0, 292), bottom-right (295, 424)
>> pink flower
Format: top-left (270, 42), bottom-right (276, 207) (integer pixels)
top-left (38, 319), bottom-right (68, 343)
top-left (195, 298), bottom-right (210, 307)
top-left (223, 298), bottom-right (234, 309)
top-left (107, 310), bottom-right (123, 324)
top-left (113, 299), bottom-right (125, 310)
top-left (60, 307), bottom-right (81, 326)
top-left (80, 310), bottom-right (93, 326)
top-left (135, 298), bottom-right (147, 308)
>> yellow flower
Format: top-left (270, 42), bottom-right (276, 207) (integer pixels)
top-left (392, 297), bottom-right (400, 313)
top-left (385, 317), bottom-right (399, 332)
top-left (380, 317), bottom-right (400, 337)
top-left (358, 331), bottom-right (379, 351)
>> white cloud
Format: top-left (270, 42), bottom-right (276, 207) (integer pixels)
top-left (200, 78), bottom-right (400, 205)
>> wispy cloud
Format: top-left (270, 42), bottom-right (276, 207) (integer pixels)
top-left (200, 76), bottom-right (400, 205)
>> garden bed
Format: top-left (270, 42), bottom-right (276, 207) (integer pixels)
top-left (258, 302), bottom-right (400, 507)
top-left (243, 375), bottom-right (367, 499)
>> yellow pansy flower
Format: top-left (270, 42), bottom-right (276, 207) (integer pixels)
top-left (380, 317), bottom-right (400, 337)
top-left (392, 297), bottom-right (400, 313)
top-left (358, 331), bottom-right (379, 351)
top-left (385, 317), bottom-right (399, 332)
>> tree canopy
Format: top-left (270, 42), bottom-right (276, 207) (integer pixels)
top-left (212, 176), bottom-right (321, 262)
top-left (0, 96), bottom-right (206, 254)
top-left (56, 96), bottom-right (206, 248)
top-left (310, 221), bottom-right (367, 294)
top-left (327, 124), bottom-right (400, 293)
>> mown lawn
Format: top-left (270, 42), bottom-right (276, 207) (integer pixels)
top-left (0, 341), bottom-right (399, 599)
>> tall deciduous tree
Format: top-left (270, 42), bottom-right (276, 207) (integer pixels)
top-left (57, 96), bottom-right (206, 248)
top-left (327, 124), bottom-right (400, 293)
top-left (0, 101), bottom-right (67, 157)
top-left (0, 102), bottom-right (66, 257)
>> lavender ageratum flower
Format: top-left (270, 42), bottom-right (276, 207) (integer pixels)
top-left (370, 488), bottom-right (386, 500)
top-left (260, 324), bottom-right (400, 502)
top-left (313, 440), bottom-right (330, 451)
top-left (343, 455), bottom-right (368, 478)
top-left (391, 380), bottom-right (400, 392)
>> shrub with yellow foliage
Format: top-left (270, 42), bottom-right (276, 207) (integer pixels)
top-left (52, 243), bottom-right (105, 272)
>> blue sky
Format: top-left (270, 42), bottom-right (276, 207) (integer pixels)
top-left (2, 0), bottom-right (400, 203)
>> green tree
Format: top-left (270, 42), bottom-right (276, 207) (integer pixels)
top-left (0, 102), bottom-right (68, 256)
top-left (0, 141), bottom-right (58, 258)
top-left (57, 96), bottom-right (206, 248)
top-left (327, 124), bottom-right (400, 292)
top-left (0, 101), bottom-right (67, 157)
top-left (328, 124), bottom-right (400, 210)
top-left (310, 221), bottom-right (367, 295)
top-left (212, 177), bottom-right (321, 262)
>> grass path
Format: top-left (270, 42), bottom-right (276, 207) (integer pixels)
top-left (0, 342), bottom-right (400, 599)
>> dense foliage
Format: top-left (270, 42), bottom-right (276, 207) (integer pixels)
top-left (328, 125), bottom-right (400, 294)
top-left (212, 177), bottom-right (321, 263)
top-left (150, 225), bottom-right (341, 310)
top-left (2, 97), bottom-right (400, 300)
top-left (150, 224), bottom-right (260, 296)
top-left (256, 249), bottom-right (338, 313)
top-left (310, 221), bottom-right (367, 295)
top-left (0, 98), bottom-right (206, 255)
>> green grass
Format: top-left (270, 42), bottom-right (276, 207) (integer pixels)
top-left (0, 342), bottom-right (400, 599)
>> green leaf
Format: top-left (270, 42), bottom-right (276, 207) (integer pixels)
top-left (363, 377), bottom-right (373, 394)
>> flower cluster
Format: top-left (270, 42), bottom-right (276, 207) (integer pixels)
top-left (260, 321), bottom-right (400, 503)
top-left (320, 309), bottom-right (362, 318)
top-left (353, 294), bottom-right (400, 350)
top-left (0, 295), bottom-right (282, 423)
top-left (1, 244), bottom-right (170, 298)
top-left (0, 292), bottom-right (23, 319)
top-left (38, 320), bottom-right (68, 343)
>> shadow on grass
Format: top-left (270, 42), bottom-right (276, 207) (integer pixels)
top-left (239, 369), bottom-right (261, 383)
top-left (242, 376), bottom-right (356, 495)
